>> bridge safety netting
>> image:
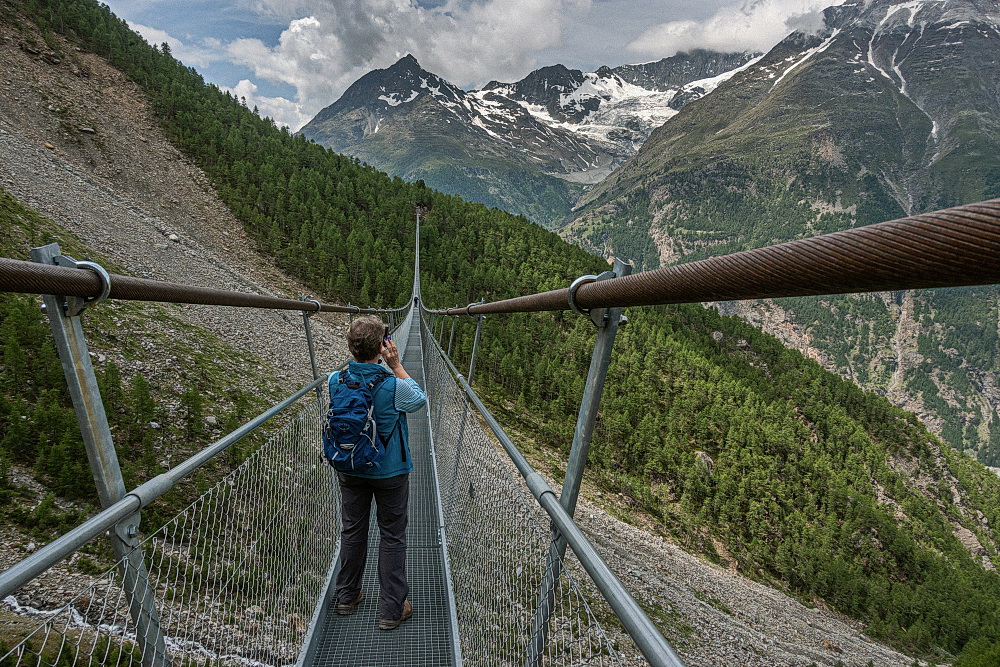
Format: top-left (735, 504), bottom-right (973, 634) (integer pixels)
top-left (1, 396), bottom-right (337, 667)
top-left (420, 315), bottom-right (631, 666)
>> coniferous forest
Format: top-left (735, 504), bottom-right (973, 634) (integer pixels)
top-left (3, 0), bottom-right (1000, 662)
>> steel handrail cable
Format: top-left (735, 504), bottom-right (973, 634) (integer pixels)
top-left (0, 256), bottom-right (410, 314)
top-left (424, 198), bottom-right (1000, 316)
top-left (419, 307), bottom-right (684, 667)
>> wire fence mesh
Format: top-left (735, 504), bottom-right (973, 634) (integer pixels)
top-left (421, 316), bottom-right (627, 667)
top-left (1, 396), bottom-right (338, 667)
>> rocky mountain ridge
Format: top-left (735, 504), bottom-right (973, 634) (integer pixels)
top-left (298, 50), bottom-right (756, 222)
top-left (562, 0), bottom-right (1000, 466)
top-left (480, 49), bottom-right (759, 160)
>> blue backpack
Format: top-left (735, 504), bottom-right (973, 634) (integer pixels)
top-left (323, 370), bottom-right (398, 473)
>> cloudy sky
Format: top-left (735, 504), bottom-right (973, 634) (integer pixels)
top-left (103, 0), bottom-right (840, 131)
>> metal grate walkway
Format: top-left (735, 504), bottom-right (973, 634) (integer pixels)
top-left (306, 315), bottom-right (460, 666)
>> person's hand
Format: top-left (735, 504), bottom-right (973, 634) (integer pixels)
top-left (381, 339), bottom-right (401, 370)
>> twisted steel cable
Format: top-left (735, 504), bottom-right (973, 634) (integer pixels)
top-left (0, 257), bottom-right (407, 315)
top-left (427, 198), bottom-right (1000, 316)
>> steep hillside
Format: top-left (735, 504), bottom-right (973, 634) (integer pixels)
top-left (0, 6), bottom-right (357, 610)
top-left (5, 0), bottom-right (1000, 663)
top-left (566, 0), bottom-right (1000, 466)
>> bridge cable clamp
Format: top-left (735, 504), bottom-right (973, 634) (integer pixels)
top-left (301, 298), bottom-right (322, 317)
top-left (567, 274), bottom-right (599, 320)
top-left (466, 300), bottom-right (485, 318)
top-left (53, 255), bottom-right (111, 316)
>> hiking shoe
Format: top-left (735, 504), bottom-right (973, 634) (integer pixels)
top-left (335, 590), bottom-right (363, 615)
top-left (378, 600), bottom-right (412, 630)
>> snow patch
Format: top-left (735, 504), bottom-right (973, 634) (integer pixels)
top-left (772, 29), bottom-right (840, 89)
top-left (378, 90), bottom-right (419, 107)
top-left (471, 116), bottom-right (500, 139)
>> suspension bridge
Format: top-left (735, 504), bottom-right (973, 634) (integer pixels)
top-left (1, 198), bottom-right (999, 666)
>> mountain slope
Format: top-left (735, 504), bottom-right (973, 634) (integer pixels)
top-left (566, 0), bottom-right (1000, 465)
top-left (6, 0), bottom-right (1000, 661)
top-left (299, 55), bottom-right (598, 224)
top-left (299, 51), bottom-right (756, 224)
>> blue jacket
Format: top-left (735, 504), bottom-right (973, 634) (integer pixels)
top-left (329, 361), bottom-right (427, 478)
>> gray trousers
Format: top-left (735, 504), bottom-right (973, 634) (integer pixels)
top-left (335, 472), bottom-right (410, 619)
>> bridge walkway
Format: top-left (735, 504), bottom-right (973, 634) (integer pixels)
top-left (307, 313), bottom-right (459, 666)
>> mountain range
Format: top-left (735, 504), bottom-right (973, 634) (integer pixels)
top-left (564, 0), bottom-right (1000, 466)
top-left (299, 50), bottom-right (757, 224)
top-left (301, 0), bottom-right (1000, 468)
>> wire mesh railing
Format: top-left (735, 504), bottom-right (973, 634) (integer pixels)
top-left (420, 315), bottom-right (633, 667)
top-left (1, 396), bottom-right (337, 667)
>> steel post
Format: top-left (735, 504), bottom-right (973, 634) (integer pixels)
top-left (30, 244), bottom-right (169, 667)
top-left (467, 314), bottom-right (484, 386)
top-left (525, 259), bottom-right (631, 667)
top-left (447, 315), bottom-right (457, 357)
top-left (300, 297), bottom-right (323, 408)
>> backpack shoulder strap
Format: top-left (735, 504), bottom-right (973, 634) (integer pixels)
top-left (370, 371), bottom-right (394, 393)
top-left (371, 375), bottom-right (407, 462)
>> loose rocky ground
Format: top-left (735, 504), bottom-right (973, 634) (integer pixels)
top-left (0, 21), bottom-right (932, 667)
top-left (0, 23), bottom-right (350, 384)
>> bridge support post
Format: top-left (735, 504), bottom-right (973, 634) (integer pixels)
top-left (30, 244), bottom-right (170, 667)
top-left (300, 296), bottom-right (324, 408)
top-left (467, 314), bottom-right (484, 386)
top-left (447, 314), bottom-right (457, 357)
top-left (525, 259), bottom-right (631, 667)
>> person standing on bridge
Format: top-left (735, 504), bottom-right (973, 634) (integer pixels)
top-left (331, 315), bottom-right (426, 630)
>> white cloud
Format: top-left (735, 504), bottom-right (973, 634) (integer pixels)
top-left (129, 22), bottom-right (222, 68)
top-left (222, 79), bottom-right (312, 130)
top-left (125, 0), bottom-right (843, 131)
top-left (627, 0), bottom-right (844, 57)
top-left (222, 0), bottom-right (593, 127)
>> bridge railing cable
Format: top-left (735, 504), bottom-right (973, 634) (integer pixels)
top-left (425, 198), bottom-right (1000, 316)
top-left (420, 310), bottom-right (683, 667)
top-left (0, 241), bottom-right (413, 666)
top-left (0, 255), bottom-right (408, 316)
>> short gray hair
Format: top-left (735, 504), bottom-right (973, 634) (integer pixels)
top-left (346, 315), bottom-right (386, 361)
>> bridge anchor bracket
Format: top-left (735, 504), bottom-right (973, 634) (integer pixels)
top-left (568, 267), bottom-right (625, 328)
top-left (52, 255), bottom-right (111, 317)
